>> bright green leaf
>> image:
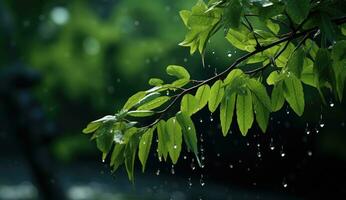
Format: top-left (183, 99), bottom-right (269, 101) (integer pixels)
top-left (138, 128), bottom-right (153, 172)
top-left (236, 88), bottom-right (254, 136)
top-left (166, 118), bottom-right (182, 164)
top-left (195, 84), bottom-right (210, 111)
top-left (157, 120), bottom-right (169, 161)
top-left (271, 81), bottom-right (285, 112)
top-left (181, 94), bottom-right (198, 116)
top-left (208, 80), bottom-right (224, 112)
top-left (247, 79), bottom-right (272, 111)
top-left (286, 48), bottom-right (304, 78)
top-left (137, 96), bottom-right (170, 110)
top-left (283, 74), bottom-right (305, 116)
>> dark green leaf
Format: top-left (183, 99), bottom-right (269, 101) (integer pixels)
top-left (124, 134), bottom-right (140, 182)
top-left (286, 48), bottom-right (304, 78)
top-left (110, 144), bottom-right (125, 173)
top-left (253, 95), bottom-right (270, 133)
top-left (176, 111), bottom-right (201, 167)
top-left (220, 92), bottom-right (236, 136)
top-left (285, 0), bottom-right (310, 24)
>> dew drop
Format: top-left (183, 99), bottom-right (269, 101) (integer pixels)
top-left (173, 145), bottom-right (177, 149)
top-left (227, 53), bottom-right (232, 57)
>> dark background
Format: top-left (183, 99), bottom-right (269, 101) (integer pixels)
top-left (0, 0), bottom-right (346, 199)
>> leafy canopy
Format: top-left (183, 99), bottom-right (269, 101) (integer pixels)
top-left (83, 0), bottom-right (346, 182)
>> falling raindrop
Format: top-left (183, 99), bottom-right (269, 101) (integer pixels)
top-left (156, 169), bottom-right (160, 176)
top-left (191, 159), bottom-right (196, 170)
top-left (269, 138), bottom-right (275, 150)
top-left (227, 52), bottom-right (232, 57)
top-left (246, 142), bottom-right (250, 147)
top-left (188, 177), bottom-right (192, 188)
top-left (307, 150), bottom-right (312, 156)
top-left (319, 114), bottom-right (325, 128)
top-left (183, 156), bottom-right (187, 160)
top-left (257, 151), bottom-right (262, 158)
top-left (282, 178), bottom-right (288, 188)
top-left (329, 102), bottom-right (334, 107)
top-left (199, 119), bottom-right (203, 123)
top-left (210, 115), bottom-right (214, 122)
top-left (171, 165), bottom-right (175, 175)
top-left (229, 164), bottom-right (233, 169)
top-left (280, 146), bottom-right (286, 157)
top-left (166, 90), bottom-right (170, 96)
top-left (200, 174), bottom-right (205, 187)
top-left (216, 153), bottom-right (221, 157)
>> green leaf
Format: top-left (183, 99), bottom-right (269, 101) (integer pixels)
top-left (137, 96), bottom-right (170, 110)
top-left (236, 88), bottom-right (254, 136)
top-left (208, 80), bottom-right (224, 112)
top-left (124, 134), bottom-right (140, 182)
top-left (179, 0), bottom-right (221, 54)
top-left (195, 84), bottom-right (210, 111)
top-left (83, 115), bottom-right (117, 134)
top-left (285, 0), bottom-right (310, 24)
top-left (179, 10), bottom-right (191, 26)
top-left (314, 48), bottom-right (334, 101)
top-left (267, 71), bottom-right (282, 85)
top-left (176, 111), bottom-right (201, 167)
top-left (318, 13), bottom-right (336, 44)
top-left (220, 92), bottom-right (236, 136)
top-left (96, 130), bottom-right (114, 161)
top-left (247, 79), bottom-right (272, 111)
top-left (223, 0), bottom-right (242, 29)
top-left (286, 48), bottom-right (304, 78)
top-left (166, 118), bottom-right (182, 164)
top-left (283, 74), bottom-right (305, 116)
top-left (253, 95), bottom-right (270, 133)
top-left (226, 26), bottom-right (256, 52)
top-left (83, 121), bottom-right (101, 134)
top-left (331, 41), bottom-right (346, 101)
top-left (181, 94), bottom-right (198, 116)
top-left (138, 128), bottom-right (154, 172)
top-left (135, 92), bottom-right (161, 108)
top-left (123, 91), bottom-right (146, 110)
top-left (266, 19), bottom-right (280, 35)
top-left (157, 121), bottom-right (169, 161)
top-left (110, 144), bottom-right (125, 173)
top-left (224, 69), bottom-right (244, 85)
top-left (301, 58), bottom-right (316, 87)
top-left (305, 39), bottom-right (319, 59)
top-left (271, 81), bottom-right (285, 112)
top-left (149, 78), bottom-right (164, 86)
top-left (166, 65), bottom-right (190, 80)
top-left (342, 24), bottom-right (346, 36)
top-left (128, 110), bottom-right (155, 117)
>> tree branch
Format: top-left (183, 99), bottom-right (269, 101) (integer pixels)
top-left (143, 16), bottom-right (346, 128)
